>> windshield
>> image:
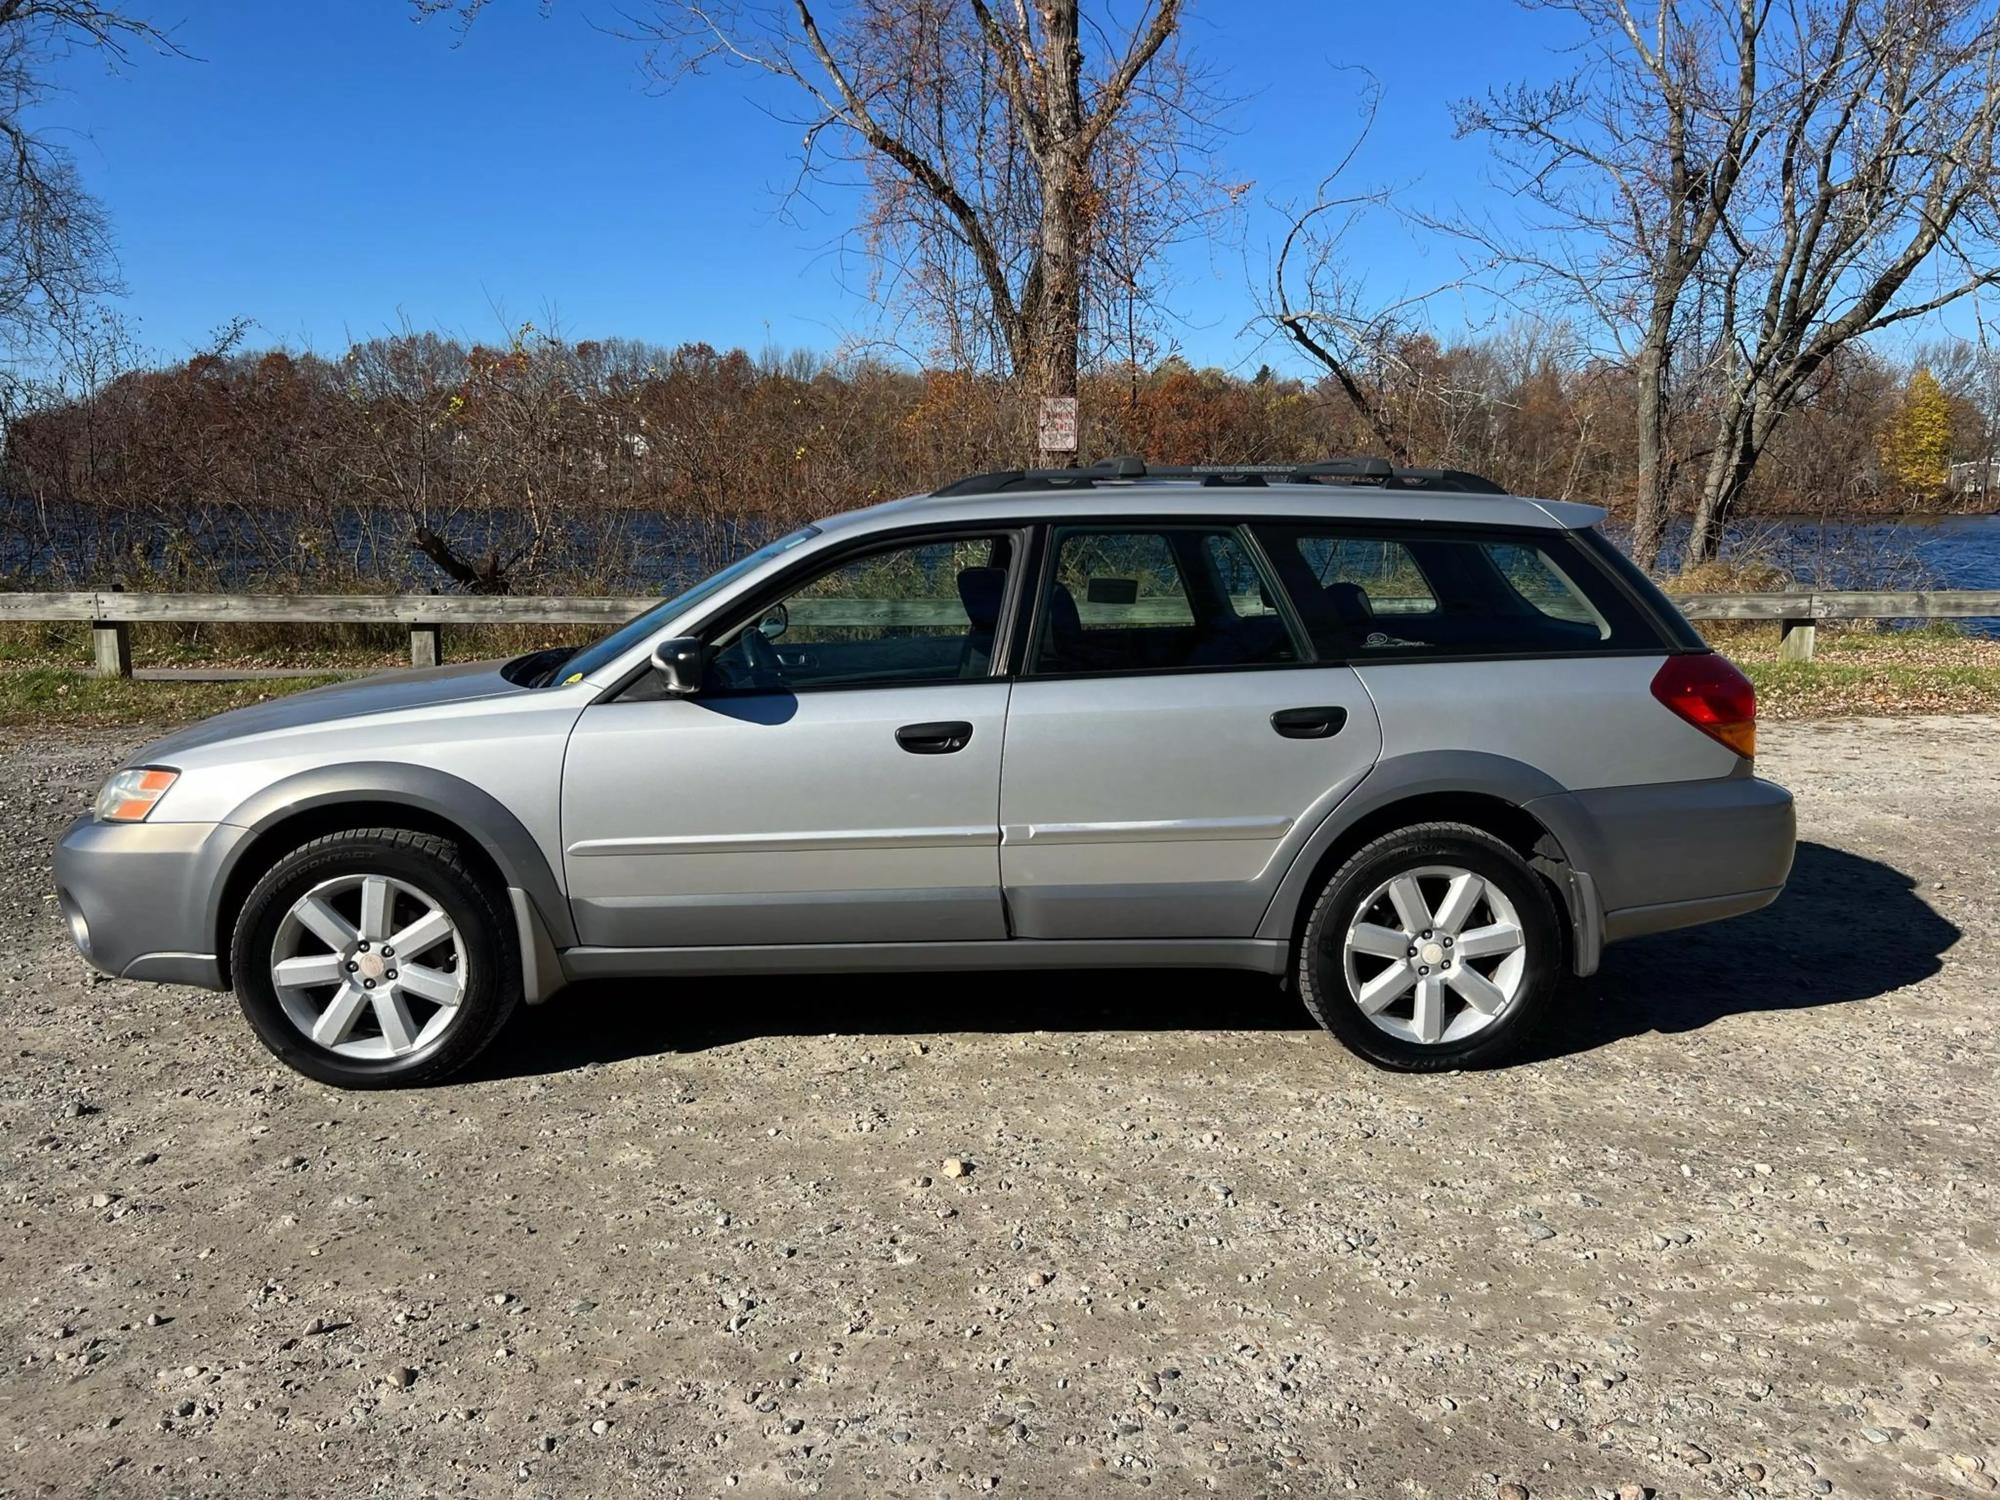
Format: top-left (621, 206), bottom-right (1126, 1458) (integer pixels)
top-left (547, 526), bottom-right (819, 684)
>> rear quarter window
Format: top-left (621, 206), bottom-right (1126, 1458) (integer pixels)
top-left (1254, 523), bottom-right (1664, 660)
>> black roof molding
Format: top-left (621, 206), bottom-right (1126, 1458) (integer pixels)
top-left (929, 455), bottom-right (1506, 497)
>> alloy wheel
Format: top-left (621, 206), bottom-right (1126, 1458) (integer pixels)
top-left (1339, 863), bottom-right (1528, 1046)
top-left (269, 873), bottom-right (468, 1060)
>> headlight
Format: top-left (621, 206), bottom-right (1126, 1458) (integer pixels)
top-left (93, 767), bottom-right (179, 823)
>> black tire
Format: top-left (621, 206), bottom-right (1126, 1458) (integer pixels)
top-left (1296, 821), bottom-right (1561, 1072)
top-left (229, 828), bottom-right (520, 1089)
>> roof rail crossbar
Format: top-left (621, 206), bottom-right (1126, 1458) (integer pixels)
top-left (928, 456), bottom-right (1507, 496)
top-left (1287, 458), bottom-right (1507, 494)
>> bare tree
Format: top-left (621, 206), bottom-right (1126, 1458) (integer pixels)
top-left (0, 2), bottom-right (177, 357)
top-left (1683, 0), bottom-right (2000, 560)
top-left (1263, 83), bottom-right (1467, 465)
top-left (416, 0), bottom-right (1226, 464)
top-left (1452, 0), bottom-right (1770, 570)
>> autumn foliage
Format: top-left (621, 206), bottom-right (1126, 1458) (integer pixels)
top-left (2, 328), bottom-right (1993, 597)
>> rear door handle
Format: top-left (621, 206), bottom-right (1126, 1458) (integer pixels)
top-left (1271, 706), bottom-right (1348, 740)
top-left (896, 720), bottom-right (974, 755)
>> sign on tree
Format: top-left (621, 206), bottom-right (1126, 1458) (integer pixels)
top-left (1038, 396), bottom-right (1079, 454)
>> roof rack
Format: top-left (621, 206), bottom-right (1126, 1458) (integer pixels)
top-left (928, 455), bottom-right (1507, 496)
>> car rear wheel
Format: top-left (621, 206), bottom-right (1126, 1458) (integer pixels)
top-left (230, 829), bottom-right (519, 1088)
top-left (1297, 822), bottom-right (1561, 1071)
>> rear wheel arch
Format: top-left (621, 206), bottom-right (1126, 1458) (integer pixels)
top-left (1259, 755), bottom-right (1585, 965)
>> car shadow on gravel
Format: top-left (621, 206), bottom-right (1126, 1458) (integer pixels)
top-left (470, 965), bottom-right (1310, 1079)
top-left (1529, 840), bottom-right (1959, 1061)
top-left (465, 839), bottom-right (1953, 1081)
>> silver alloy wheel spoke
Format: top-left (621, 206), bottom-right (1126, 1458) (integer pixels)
top-left (270, 872), bottom-right (468, 1062)
top-left (273, 951), bottom-right (347, 988)
top-left (1386, 876), bottom-right (1431, 934)
top-left (1412, 976), bottom-right (1446, 1044)
top-left (1431, 873), bottom-right (1484, 936)
top-left (1456, 922), bottom-right (1524, 959)
top-left (312, 982), bottom-right (372, 1047)
top-left (372, 989), bottom-right (418, 1052)
top-left (388, 908), bottom-right (453, 961)
top-left (1356, 959), bottom-right (1417, 1014)
top-left (395, 962), bottom-right (460, 1006)
top-left (1348, 922), bottom-right (1411, 959)
top-left (1339, 862), bottom-right (1528, 1048)
top-left (358, 876), bottom-right (393, 942)
top-left (294, 895), bottom-right (356, 952)
top-left (1445, 962), bottom-right (1508, 1015)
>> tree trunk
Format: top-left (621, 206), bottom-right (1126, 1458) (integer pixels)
top-left (1030, 0), bottom-right (1086, 468)
top-left (1030, 210), bottom-right (1083, 467)
top-left (412, 523), bottom-right (510, 593)
top-left (1629, 334), bottom-right (1673, 573)
top-left (1689, 392), bottom-right (1772, 564)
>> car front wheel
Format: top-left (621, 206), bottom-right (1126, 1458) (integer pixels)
top-left (230, 828), bottom-right (520, 1088)
top-left (1297, 821), bottom-right (1561, 1071)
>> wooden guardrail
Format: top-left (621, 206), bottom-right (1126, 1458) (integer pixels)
top-left (0, 588), bottom-right (1995, 675)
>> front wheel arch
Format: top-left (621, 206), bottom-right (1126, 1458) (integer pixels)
top-left (209, 767), bottom-right (571, 987)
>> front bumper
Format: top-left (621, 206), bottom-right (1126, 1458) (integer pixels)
top-left (53, 815), bottom-right (244, 990)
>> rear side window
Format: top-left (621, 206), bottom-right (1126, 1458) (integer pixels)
top-left (1254, 524), bottom-right (1660, 659)
top-left (1296, 537), bottom-right (1437, 615)
top-left (1033, 527), bottom-right (1299, 675)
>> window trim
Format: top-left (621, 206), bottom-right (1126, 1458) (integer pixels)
top-left (1020, 519), bottom-right (1313, 681)
top-left (597, 514), bottom-right (1687, 701)
top-left (602, 521), bottom-right (1033, 701)
top-left (1250, 518), bottom-right (1675, 665)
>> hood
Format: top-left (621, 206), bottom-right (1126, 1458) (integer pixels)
top-left (132, 658), bottom-right (529, 764)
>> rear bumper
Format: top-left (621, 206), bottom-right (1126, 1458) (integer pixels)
top-left (1531, 773), bottom-right (1795, 949)
top-left (53, 815), bottom-right (240, 990)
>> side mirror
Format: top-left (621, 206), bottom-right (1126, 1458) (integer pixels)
top-left (649, 636), bottom-right (704, 696)
top-left (758, 602), bottom-right (789, 641)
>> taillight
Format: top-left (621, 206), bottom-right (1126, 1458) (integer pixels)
top-left (1650, 653), bottom-right (1756, 759)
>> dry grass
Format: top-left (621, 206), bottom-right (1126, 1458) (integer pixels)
top-left (1712, 621), bottom-right (2000, 718)
top-left (3, 620), bottom-right (1995, 726)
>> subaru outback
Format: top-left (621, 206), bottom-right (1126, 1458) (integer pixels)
top-left (54, 457), bottom-right (1795, 1087)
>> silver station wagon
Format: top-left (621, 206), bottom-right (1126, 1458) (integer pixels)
top-left (55, 457), bottom-right (1796, 1087)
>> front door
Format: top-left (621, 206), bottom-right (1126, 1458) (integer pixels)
top-left (998, 524), bottom-right (1383, 939)
top-left (561, 531), bottom-right (1022, 949)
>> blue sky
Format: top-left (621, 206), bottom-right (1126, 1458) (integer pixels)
top-left (40, 1), bottom-right (1587, 372)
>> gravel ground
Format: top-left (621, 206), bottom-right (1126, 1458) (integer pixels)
top-left (1, 717), bottom-right (1996, 1500)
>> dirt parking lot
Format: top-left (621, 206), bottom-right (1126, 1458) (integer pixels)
top-left (1, 716), bottom-right (1995, 1500)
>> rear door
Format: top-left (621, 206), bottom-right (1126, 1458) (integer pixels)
top-left (1249, 521), bottom-right (1719, 788)
top-left (997, 522), bottom-right (1383, 939)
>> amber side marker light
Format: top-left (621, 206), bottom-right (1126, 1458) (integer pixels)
top-left (1650, 653), bottom-right (1757, 759)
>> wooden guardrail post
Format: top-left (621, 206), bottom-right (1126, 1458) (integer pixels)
top-left (91, 618), bottom-right (133, 678)
top-left (410, 623), bottom-right (442, 669)
top-left (1778, 614), bottom-right (1817, 662)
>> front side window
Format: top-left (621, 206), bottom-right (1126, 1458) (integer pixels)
top-left (1032, 527), bottom-right (1299, 675)
top-left (705, 534), bottom-right (1015, 692)
top-left (1255, 524), bottom-right (1653, 659)
top-left (551, 526), bottom-right (819, 685)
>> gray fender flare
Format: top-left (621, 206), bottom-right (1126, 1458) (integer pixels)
top-left (1254, 750), bottom-right (1603, 974)
top-left (211, 762), bottom-right (575, 999)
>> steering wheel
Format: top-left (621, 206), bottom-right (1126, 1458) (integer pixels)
top-left (738, 621), bottom-right (789, 687)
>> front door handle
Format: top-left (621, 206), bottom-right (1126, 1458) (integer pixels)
top-left (896, 720), bottom-right (975, 755)
top-left (1271, 706), bottom-right (1348, 740)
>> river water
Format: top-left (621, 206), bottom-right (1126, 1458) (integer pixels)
top-left (4, 501), bottom-right (1996, 631)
